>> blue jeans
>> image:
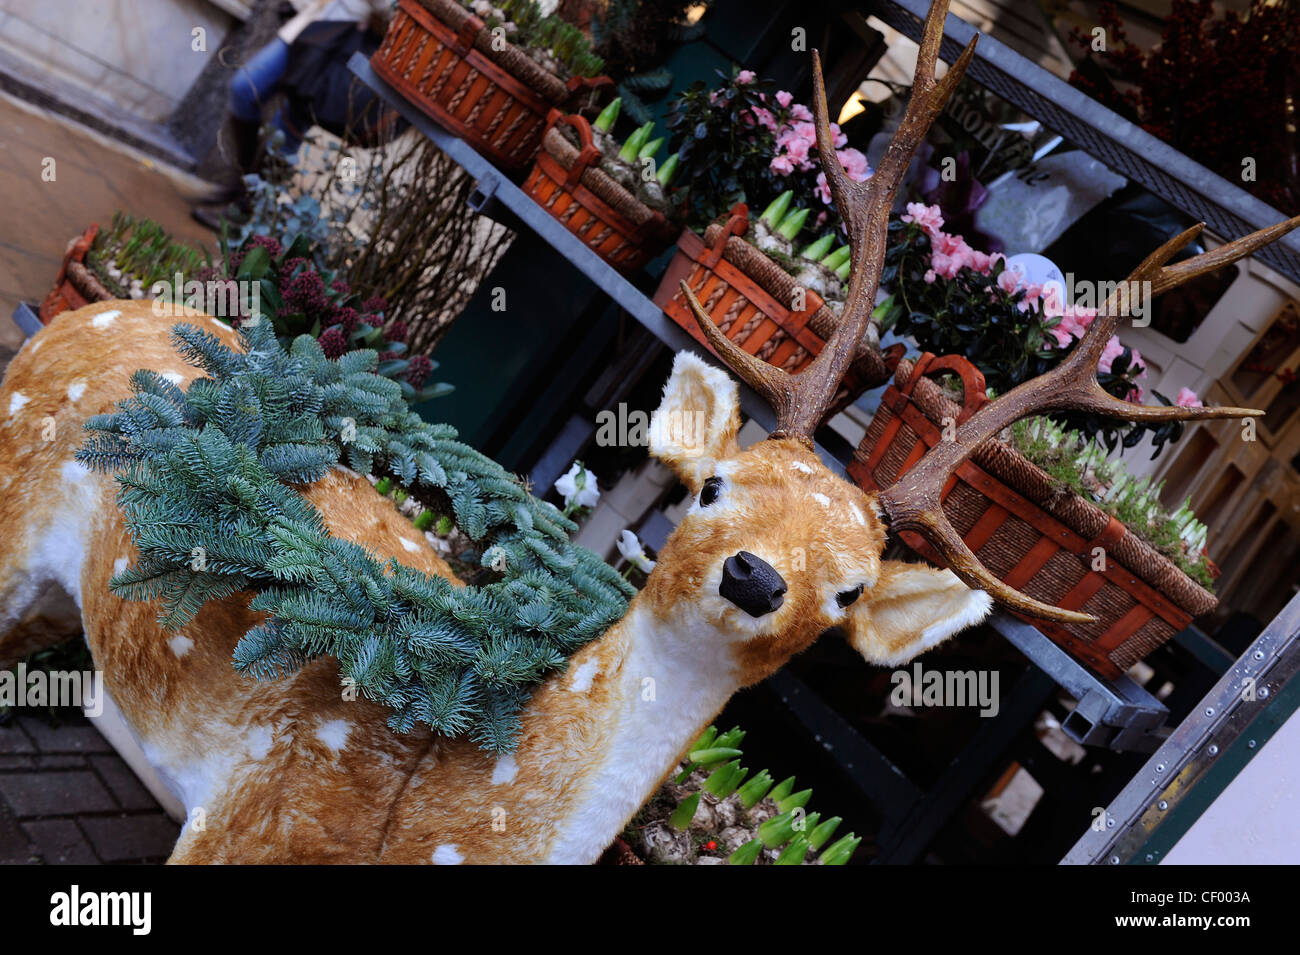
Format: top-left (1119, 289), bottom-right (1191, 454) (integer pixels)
top-left (230, 38), bottom-right (300, 153)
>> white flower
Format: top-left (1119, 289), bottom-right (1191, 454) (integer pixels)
top-left (617, 529), bottom-right (656, 573)
top-left (555, 461), bottom-right (600, 511)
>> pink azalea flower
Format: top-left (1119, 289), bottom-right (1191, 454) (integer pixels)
top-left (997, 269), bottom-right (1021, 295)
top-left (1057, 310), bottom-right (1090, 341)
top-left (1175, 387), bottom-right (1203, 408)
top-left (1016, 283), bottom-right (1043, 314)
top-left (751, 106), bottom-right (778, 132)
top-left (934, 232), bottom-right (964, 256)
top-left (930, 252), bottom-right (960, 279)
top-left (783, 135), bottom-right (811, 168)
top-left (770, 154), bottom-right (795, 176)
top-left (901, 202), bottom-right (944, 236)
top-left (790, 103), bottom-right (813, 123)
top-left (737, 70), bottom-right (756, 84)
top-left (1098, 335), bottom-right (1125, 374)
top-left (924, 269), bottom-right (937, 284)
top-left (815, 171), bottom-right (832, 204)
top-left (836, 147), bottom-right (872, 182)
top-left (776, 90), bottom-right (794, 108)
top-left (1046, 322), bottom-right (1073, 348)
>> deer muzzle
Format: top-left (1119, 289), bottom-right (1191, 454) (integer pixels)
top-left (720, 551), bottom-right (787, 618)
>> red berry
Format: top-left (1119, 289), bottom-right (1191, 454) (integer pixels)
top-left (703, 840), bottom-right (717, 851)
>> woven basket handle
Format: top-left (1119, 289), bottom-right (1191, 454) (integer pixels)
top-left (908, 352), bottom-right (989, 424)
top-left (451, 12), bottom-right (483, 57)
top-left (563, 74), bottom-right (615, 114)
top-left (547, 110), bottom-right (601, 189)
top-left (702, 203), bottom-right (749, 268)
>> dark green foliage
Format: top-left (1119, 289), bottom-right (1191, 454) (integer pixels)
top-left (77, 319), bottom-right (634, 752)
top-left (591, 0), bottom-right (709, 125)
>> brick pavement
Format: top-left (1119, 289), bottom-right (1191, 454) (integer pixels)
top-left (0, 710), bottom-right (179, 864)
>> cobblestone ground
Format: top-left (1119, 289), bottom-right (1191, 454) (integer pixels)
top-left (0, 712), bottom-right (180, 864)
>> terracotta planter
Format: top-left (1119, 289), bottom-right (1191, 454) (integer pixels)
top-left (849, 353), bottom-right (1217, 679)
top-left (39, 225), bottom-right (112, 323)
top-left (371, 0), bottom-right (611, 172)
top-left (522, 111), bottom-right (678, 273)
top-left (653, 204), bottom-right (890, 418)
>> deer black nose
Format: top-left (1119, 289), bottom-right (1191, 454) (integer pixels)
top-left (720, 551), bottom-right (787, 618)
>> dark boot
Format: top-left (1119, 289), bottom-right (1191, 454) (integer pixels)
top-left (191, 116), bottom-right (262, 230)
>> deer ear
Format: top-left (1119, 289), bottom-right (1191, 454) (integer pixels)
top-left (844, 561), bottom-right (992, 666)
top-left (650, 351), bottom-right (741, 492)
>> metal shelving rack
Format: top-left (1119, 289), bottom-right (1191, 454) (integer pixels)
top-left (347, 52), bottom-right (1172, 756)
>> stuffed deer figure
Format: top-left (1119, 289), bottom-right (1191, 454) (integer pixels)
top-left (1, 0), bottom-right (1295, 864)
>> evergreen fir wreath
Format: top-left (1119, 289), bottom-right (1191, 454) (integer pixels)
top-left (77, 319), bottom-right (634, 753)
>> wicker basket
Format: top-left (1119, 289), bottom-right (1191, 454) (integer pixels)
top-left (39, 225), bottom-right (111, 323)
top-left (653, 204), bottom-right (889, 416)
top-left (371, 0), bottom-right (611, 171)
top-left (849, 353), bottom-right (1217, 679)
top-left (522, 111), bottom-right (678, 273)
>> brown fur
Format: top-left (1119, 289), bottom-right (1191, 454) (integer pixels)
top-left (0, 303), bottom-right (990, 863)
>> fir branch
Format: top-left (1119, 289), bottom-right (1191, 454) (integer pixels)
top-left (81, 318), bottom-right (632, 753)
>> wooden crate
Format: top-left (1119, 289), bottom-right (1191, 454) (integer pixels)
top-left (522, 111), bottom-right (676, 273)
top-left (40, 225), bottom-right (110, 323)
top-left (371, 0), bottom-right (609, 172)
top-left (653, 204), bottom-right (887, 415)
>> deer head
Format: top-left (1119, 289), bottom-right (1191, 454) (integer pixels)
top-left (643, 351), bottom-right (991, 681)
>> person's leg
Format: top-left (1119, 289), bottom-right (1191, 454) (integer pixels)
top-left (229, 38), bottom-right (290, 123)
top-left (267, 105), bottom-right (303, 156)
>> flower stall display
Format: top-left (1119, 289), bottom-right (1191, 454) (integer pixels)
top-left (652, 69), bottom-right (888, 408)
top-left (216, 234), bottom-right (452, 403)
top-left (849, 203), bottom-right (1225, 676)
top-left (876, 202), bottom-right (1189, 455)
top-left (371, 0), bottom-right (612, 171)
top-left (522, 99), bottom-right (680, 272)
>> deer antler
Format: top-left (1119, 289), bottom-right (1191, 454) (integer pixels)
top-left (681, 0), bottom-right (977, 443)
top-left (878, 213), bottom-right (1300, 624)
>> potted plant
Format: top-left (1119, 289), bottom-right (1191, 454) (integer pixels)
top-left (850, 206), bottom-right (1221, 677)
top-left (371, 0), bottom-right (612, 171)
top-left (651, 69), bottom-right (888, 410)
top-left (38, 215), bottom-right (210, 323)
top-left (613, 724), bottom-right (862, 865)
top-left (522, 98), bottom-right (681, 272)
top-left (215, 233), bottom-right (453, 404)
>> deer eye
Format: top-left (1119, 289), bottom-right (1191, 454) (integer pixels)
top-left (836, 584), bottom-right (864, 608)
top-left (699, 476), bottom-right (723, 507)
